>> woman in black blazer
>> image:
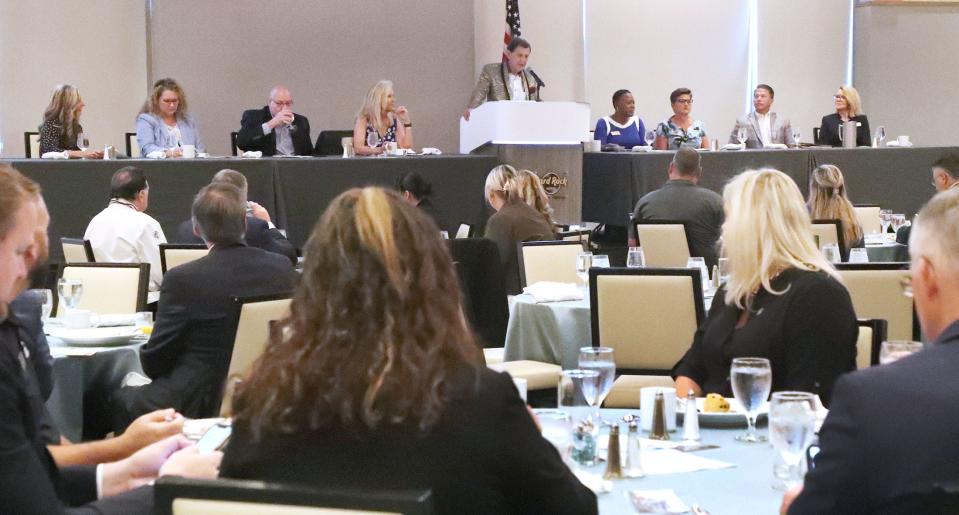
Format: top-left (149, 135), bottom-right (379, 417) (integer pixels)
top-left (673, 169), bottom-right (857, 406)
top-left (220, 187), bottom-right (596, 514)
top-left (819, 86), bottom-right (871, 147)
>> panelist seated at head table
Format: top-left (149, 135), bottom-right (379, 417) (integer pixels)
top-left (136, 77), bottom-right (205, 158)
top-left (593, 89), bottom-right (647, 150)
top-left (672, 169), bottom-right (858, 406)
top-left (654, 87), bottom-right (710, 150)
top-left (818, 85), bottom-right (870, 147)
top-left (352, 80), bottom-right (413, 156)
top-left (235, 85), bottom-right (313, 156)
top-left (727, 84), bottom-right (798, 149)
top-left (219, 187), bottom-right (597, 515)
top-left (38, 84), bottom-right (103, 159)
top-left (463, 37), bottom-right (541, 121)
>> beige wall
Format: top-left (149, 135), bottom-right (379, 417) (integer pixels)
top-left (0, 0), bottom-right (147, 157)
top-left (149, 0), bottom-right (475, 156)
top-left (855, 3), bottom-right (959, 147)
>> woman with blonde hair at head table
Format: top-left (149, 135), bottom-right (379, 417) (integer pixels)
top-left (353, 80), bottom-right (413, 156)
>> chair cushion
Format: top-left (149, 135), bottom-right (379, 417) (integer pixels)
top-left (488, 360), bottom-right (561, 390)
top-left (604, 375), bottom-right (676, 408)
top-left (483, 347), bottom-right (505, 365)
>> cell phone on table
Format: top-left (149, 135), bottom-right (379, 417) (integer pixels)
top-left (196, 423), bottom-right (232, 453)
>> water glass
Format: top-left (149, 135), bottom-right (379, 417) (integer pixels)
top-left (791, 128), bottom-right (802, 146)
top-left (578, 347), bottom-right (615, 422)
top-left (891, 214), bottom-right (907, 232)
top-left (30, 289), bottom-right (54, 322)
top-left (730, 357), bottom-right (772, 443)
top-left (591, 254), bottom-right (610, 269)
top-left (879, 209), bottom-right (893, 234)
top-left (736, 127), bottom-right (747, 146)
top-left (626, 247), bottom-right (645, 268)
top-left (848, 248), bottom-right (869, 264)
top-left (645, 130), bottom-right (656, 147)
top-left (687, 257), bottom-right (710, 291)
top-left (134, 311), bottom-right (154, 332)
top-left (769, 391), bottom-right (816, 490)
top-left (366, 131), bottom-right (381, 154)
top-left (57, 278), bottom-right (83, 311)
top-left (575, 252), bottom-right (593, 287)
top-left (717, 257), bottom-right (731, 286)
top-left (821, 243), bottom-right (841, 263)
top-left (558, 369), bottom-right (601, 465)
top-left (76, 133), bottom-right (90, 152)
top-left (879, 340), bottom-right (923, 365)
top-left (534, 409), bottom-right (574, 463)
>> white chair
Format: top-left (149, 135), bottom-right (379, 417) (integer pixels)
top-left (854, 205), bottom-right (882, 236)
top-left (124, 132), bottom-right (141, 158)
top-left (856, 319), bottom-right (887, 369)
top-left (590, 268), bottom-right (705, 408)
top-left (454, 223), bottom-right (473, 239)
top-left (488, 360), bottom-right (562, 391)
top-left (837, 264), bottom-right (914, 341)
top-left (57, 263), bottom-right (149, 316)
top-left (811, 219), bottom-right (846, 260)
top-left (633, 221), bottom-right (691, 268)
top-left (517, 240), bottom-right (585, 288)
top-left (160, 244), bottom-right (210, 274)
top-left (60, 237), bottom-right (94, 263)
top-left (24, 131), bottom-right (40, 158)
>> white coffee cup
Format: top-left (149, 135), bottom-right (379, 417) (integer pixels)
top-left (640, 387), bottom-right (677, 432)
top-left (181, 144), bottom-right (196, 158)
top-left (897, 135), bottom-right (910, 146)
top-left (64, 309), bottom-right (100, 329)
top-left (583, 140), bottom-right (601, 152)
top-left (385, 142), bottom-right (398, 155)
top-left (513, 378), bottom-right (528, 403)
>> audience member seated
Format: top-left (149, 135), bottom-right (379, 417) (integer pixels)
top-left (818, 85), bottom-right (870, 147)
top-left (807, 164), bottom-right (864, 253)
top-left (38, 84), bottom-right (103, 159)
top-left (352, 80), bottom-right (413, 156)
top-left (113, 182), bottom-right (297, 427)
top-left (632, 148), bottom-right (723, 269)
top-left (84, 166), bottom-right (166, 298)
top-left (516, 169), bottom-right (558, 231)
top-left (483, 165), bottom-right (556, 295)
top-left (219, 187), bottom-right (597, 514)
top-left (593, 89), bottom-right (647, 149)
top-left (673, 168), bottom-right (857, 406)
top-left (783, 188), bottom-right (959, 514)
top-left (899, 154), bottom-right (959, 246)
top-left (235, 85), bottom-right (313, 156)
top-left (654, 88), bottom-right (709, 150)
top-left (174, 169), bottom-right (296, 264)
top-left (396, 172), bottom-right (437, 222)
top-left (728, 84), bottom-right (796, 148)
top-left (464, 37), bottom-right (540, 120)
top-left (0, 164), bottom-right (220, 515)
top-left (136, 78), bottom-right (205, 158)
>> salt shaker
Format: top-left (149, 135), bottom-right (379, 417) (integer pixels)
top-left (649, 391), bottom-right (670, 441)
top-left (624, 417), bottom-right (645, 478)
top-left (682, 389), bottom-right (701, 442)
top-left (603, 424), bottom-right (624, 479)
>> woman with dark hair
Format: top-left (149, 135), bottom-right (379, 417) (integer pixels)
top-left (654, 87), bottom-right (709, 150)
top-left (38, 84), bottom-right (103, 158)
top-left (220, 187), bottom-right (595, 514)
top-left (396, 171), bottom-right (437, 222)
top-left (593, 89), bottom-right (647, 149)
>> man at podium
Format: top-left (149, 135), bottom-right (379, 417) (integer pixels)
top-left (463, 37), bottom-right (542, 121)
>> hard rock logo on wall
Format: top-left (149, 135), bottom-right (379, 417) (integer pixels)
top-left (539, 172), bottom-right (568, 197)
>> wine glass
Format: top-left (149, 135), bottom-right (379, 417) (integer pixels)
top-left (879, 209), bottom-right (893, 234)
top-left (717, 257), bottom-right (731, 286)
top-left (891, 214), bottom-right (907, 233)
top-left (626, 247), bottom-right (645, 268)
top-left (366, 131), bottom-right (381, 155)
top-left (769, 391), bottom-right (817, 490)
top-left (578, 347), bottom-right (615, 424)
top-left (57, 278), bottom-right (83, 311)
top-left (575, 252), bottom-right (592, 289)
top-left (730, 357), bottom-right (772, 443)
top-left (76, 133), bottom-right (90, 154)
top-left (790, 127), bottom-right (802, 147)
top-left (30, 289), bottom-right (54, 323)
top-left (879, 340), bottom-right (923, 364)
top-left (645, 129), bottom-right (657, 148)
top-left (736, 127), bottom-right (747, 148)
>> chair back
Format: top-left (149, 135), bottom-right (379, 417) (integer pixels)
top-left (60, 238), bottom-right (95, 263)
top-left (314, 130), bottom-right (354, 156)
top-left (813, 127), bottom-right (822, 145)
top-left (24, 132), bottom-right (40, 158)
top-left (219, 293), bottom-right (293, 416)
top-left (558, 229), bottom-right (591, 247)
top-left (853, 205), bottom-right (882, 236)
top-left (231, 132), bottom-right (240, 156)
top-left (811, 219), bottom-right (846, 261)
top-left (837, 263), bottom-right (914, 340)
top-left (517, 240), bottom-right (585, 288)
top-left (160, 244), bottom-right (210, 274)
top-left (57, 263), bottom-right (149, 316)
top-left (590, 268), bottom-right (705, 373)
top-left (633, 221), bottom-right (691, 268)
top-left (855, 318), bottom-right (887, 369)
top-left (122, 132), bottom-right (141, 157)
top-left (155, 476), bottom-right (433, 515)
top-left (448, 238), bottom-right (508, 349)
top-left (455, 223), bottom-right (473, 239)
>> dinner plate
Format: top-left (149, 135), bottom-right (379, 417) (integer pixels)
top-left (46, 326), bottom-right (141, 347)
top-left (677, 397), bottom-right (769, 428)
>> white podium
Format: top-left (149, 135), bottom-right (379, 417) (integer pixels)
top-left (459, 101), bottom-right (591, 224)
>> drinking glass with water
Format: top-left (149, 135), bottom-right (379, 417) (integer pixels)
top-left (57, 278), bottom-right (83, 311)
top-left (769, 391), bottom-right (816, 489)
top-left (731, 357), bottom-right (772, 443)
top-left (626, 247), bottom-right (645, 268)
top-left (578, 347), bottom-right (615, 424)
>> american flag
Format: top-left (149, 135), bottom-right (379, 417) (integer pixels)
top-left (503, 0), bottom-right (522, 62)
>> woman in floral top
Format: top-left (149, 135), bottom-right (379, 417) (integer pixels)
top-left (654, 88), bottom-right (710, 150)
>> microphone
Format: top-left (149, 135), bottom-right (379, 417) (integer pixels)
top-left (529, 68), bottom-right (546, 88)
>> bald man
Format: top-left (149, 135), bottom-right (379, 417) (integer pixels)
top-left (236, 85), bottom-right (313, 156)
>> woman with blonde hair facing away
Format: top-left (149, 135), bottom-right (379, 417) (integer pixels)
top-left (672, 169), bottom-right (857, 406)
top-left (517, 169), bottom-right (558, 230)
top-left (352, 80), bottom-right (413, 156)
top-left (818, 85), bottom-right (870, 147)
top-left (484, 165), bottom-right (556, 294)
top-left (136, 78), bottom-right (205, 158)
top-left (807, 164), bottom-right (864, 253)
top-left (38, 84), bottom-right (103, 158)
top-left (220, 187), bottom-right (596, 514)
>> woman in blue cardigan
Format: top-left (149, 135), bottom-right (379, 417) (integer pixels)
top-left (136, 78), bottom-right (205, 157)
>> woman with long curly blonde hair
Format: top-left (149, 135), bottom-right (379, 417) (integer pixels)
top-left (807, 164), bottom-right (864, 253)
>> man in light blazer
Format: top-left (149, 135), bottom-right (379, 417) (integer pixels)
top-left (463, 37), bottom-right (541, 121)
top-left (728, 84), bottom-right (796, 148)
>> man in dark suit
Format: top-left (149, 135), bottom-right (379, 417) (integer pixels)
top-left (173, 169), bottom-right (297, 265)
top-left (235, 85), bottom-right (313, 156)
top-left (783, 188), bottom-right (959, 514)
top-left (114, 181), bottom-right (297, 427)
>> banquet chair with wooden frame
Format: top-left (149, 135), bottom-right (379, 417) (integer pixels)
top-left (230, 132), bottom-right (240, 156)
top-left (590, 268), bottom-right (705, 408)
top-left (856, 318), bottom-right (887, 370)
top-left (56, 263), bottom-right (149, 316)
top-left (218, 292), bottom-right (293, 417)
top-left (60, 237), bottom-right (95, 263)
top-left (836, 263), bottom-right (916, 341)
top-left (558, 228), bottom-right (591, 247)
top-left (811, 219), bottom-right (847, 261)
top-left (24, 131), bottom-right (40, 158)
top-left (632, 220), bottom-right (692, 268)
top-left (853, 205), bottom-right (882, 236)
top-left (124, 132), bottom-right (140, 158)
top-left (160, 244), bottom-right (210, 274)
top-left (155, 476), bottom-right (434, 515)
top-left (517, 240), bottom-right (585, 288)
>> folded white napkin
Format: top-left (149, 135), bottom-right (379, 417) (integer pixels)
top-left (886, 140), bottom-right (913, 147)
top-left (522, 282), bottom-right (583, 303)
top-left (631, 145), bottom-right (653, 152)
top-left (627, 489), bottom-right (690, 514)
top-left (41, 151), bottom-right (69, 159)
top-left (98, 314), bottom-right (137, 327)
top-left (241, 150), bottom-right (263, 158)
top-left (572, 469), bottom-right (613, 494)
top-left (421, 147), bottom-right (442, 155)
top-left (764, 143), bottom-right (789, 149)
top-left (146, 150), bottom-right (167, 159)
top-left (723, 143), bottom-right (744, 150)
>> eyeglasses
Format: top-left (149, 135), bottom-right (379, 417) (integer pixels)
top-left (900, 275), bottom-right (913, 298)
top-left (270, 100), bottom-right (294, 107)
top-left (674, 99), bottom-right (693, 105)
top-left (833, 95), bottom-right (847, 101)
top-left (161, 98), bottom-right (180, 105)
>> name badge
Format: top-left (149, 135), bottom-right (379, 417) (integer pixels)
top-left (610, 131), bottom-right (621, 136)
